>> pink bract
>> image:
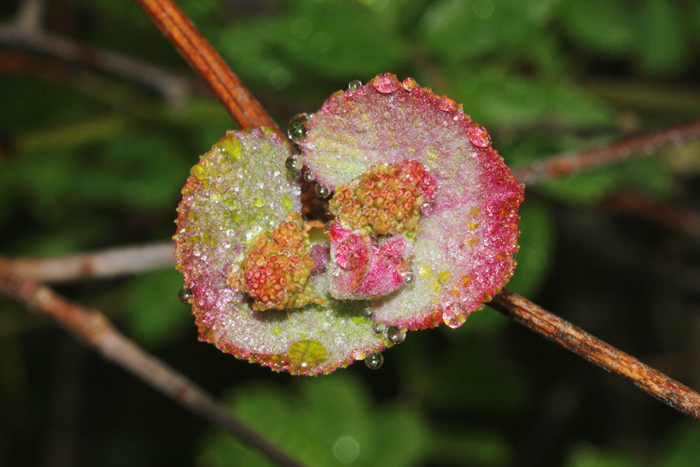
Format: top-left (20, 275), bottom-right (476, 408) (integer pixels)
top-left (327, 222), bottom-right (411, 299)
top-left (299, 73), bottom-right (524, 330)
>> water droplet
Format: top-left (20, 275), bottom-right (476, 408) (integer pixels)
top-left (372, 73), bottom-right (400, 94)
top-left (402, 77), bottom-right (418, 91)
top-left (365, 352), bottom-right (384, 369)
top-left (281, 195), bottom-right (293, 211)
top-left (288, 113), bottom-right (310, 141)
top-left (442, 303), bottom-right (469, 329)
top-left (372, 321), bottom-right (386, 334)
top-left (303, 171), bottom-right (315, 182)
top-left (386, 326), bottom-right (406, 345)
top-left (285, 155), bottom-right (302, 173)
top-left (362, 307), bottom-right (373, 319)
top-left (348, 79), bottom-right (362, 90)
top-left (315, 184), bottom-right (330, 198)
top-left (468, 123), bottom-right (492, 148)
top-left (254, 197), bottom-right (264, 207)
top-left (439, 96), bottom-right (457, 112)
top-left (333, 436), bottom-right (360, 464)
top-left (403, 271), bottom-right (415, 284)
top-left (178, 286), bottom-right (193, 304)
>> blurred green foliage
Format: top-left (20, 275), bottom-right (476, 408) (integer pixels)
top-left (1, 0), bottom-right (700, 466)
top-left (199, 375), bottom-right (429, 467)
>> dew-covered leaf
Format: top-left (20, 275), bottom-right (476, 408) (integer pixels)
top-left (299, 73), bottom-right (523, 330)
top-left (174, 128), bottom-right (387, 375)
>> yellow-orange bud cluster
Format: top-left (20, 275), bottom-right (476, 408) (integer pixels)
top-left (329, 160), bottom-right (436, 235)
top-left (228, 213), bottom-right (318, 311)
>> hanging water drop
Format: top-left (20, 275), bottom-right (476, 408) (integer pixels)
top-left (441, 303), bottom-right (469, 329)
top-left (315, 184), bottom-right (330, 198)
top-left (288, 113), bottom-right (310, 142)
top-left (303, 171), bottom-right (315, 182)
top-left (467, 124), bottom-right (492, 148)
top-left (362, 307), bottom-right (374, 319)
top-left (285, 155), bottom-right (302, 173)
top-left (178, 286), bottom-right (194, 304)
top-left (386, 326), bottom-right (406, 345)
top-left (402, 77), bottom-right (418, 91)
top-left (372, 321), bottom-right (386, 334)
top-left (365, 352), bottom-right (384, 369)
top-left (348, 79), bottom-right (362, 90)
top-left (403, 271), bottom-right (415, 285)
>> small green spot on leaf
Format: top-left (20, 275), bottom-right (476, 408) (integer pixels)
top-left (214, 135), bottom-right (242, 161)
top-left (286, 339), bottom-right (328, 369)
top-left (190, 164), bottom-right (206, 180)
top-left (281, 195), bottom-right (292, 211)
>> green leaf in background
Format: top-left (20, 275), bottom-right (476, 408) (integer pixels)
top-left (218, 0), bottom-right (410, 90)
top-left (506, 202), bottom-right (554, 298)
top-left (447, 66), bottom-right (614, 129)
top-left (217, 20), bottom-right (298, 92)
top-left (541, 156), bottom-right (674, 204)
top-left (429, 429), bottom-right (512, 466)
top-left (273, 0), bottom-right (410, 80)
top-left (420, 0), bottom-right (560, 65)
top-left (637, 0), bottom-right (688, 75)
top-left (561, 0), bottom-right (636, 55)
top-left (659, 421), bottom-right (700, 467)
top-left (426, 335), bottom-right (530, 410)
top-left (124, 269), bottom-right (193, 347)
top-left (198, 375), bottom-right (429, 467)
top-left (566, 443), bottom-right (641, 467)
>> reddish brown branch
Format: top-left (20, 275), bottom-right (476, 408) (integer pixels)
top-left (513, 120), bottom-right (700, 185)
top-left (132, 0), bottom-right (281, 135)
top-left (0, 259), bottom-right (303, 467)
top-left (491, 288), bottom-right (700, 419)
top-left (5, 242), bottom-right (175, 283)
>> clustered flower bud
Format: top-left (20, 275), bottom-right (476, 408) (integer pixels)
top-left (228, 213), bottom-right (318, 311)
top-left (329, 160), bottom-right (437, 235)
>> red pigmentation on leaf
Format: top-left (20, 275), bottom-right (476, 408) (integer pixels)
top-left (174, 74), bottom-right (523, 374)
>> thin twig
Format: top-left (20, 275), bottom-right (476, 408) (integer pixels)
top-left (15, 0), bottom-right (45, 30)
top-left (0, 22), bottom-right (198, 105)
top-left (601, 191), bottom-right (700, 242)
top-left (132, 0), bottom-right (281, 135)
top-left (0, 259), bottom-right (304, 467)
top-left (5, 242), bottom-right (175, 283)
top-left (490, 288), bottom-right (700, 419)
top-left (513, 120), bottom-right (700, 185)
